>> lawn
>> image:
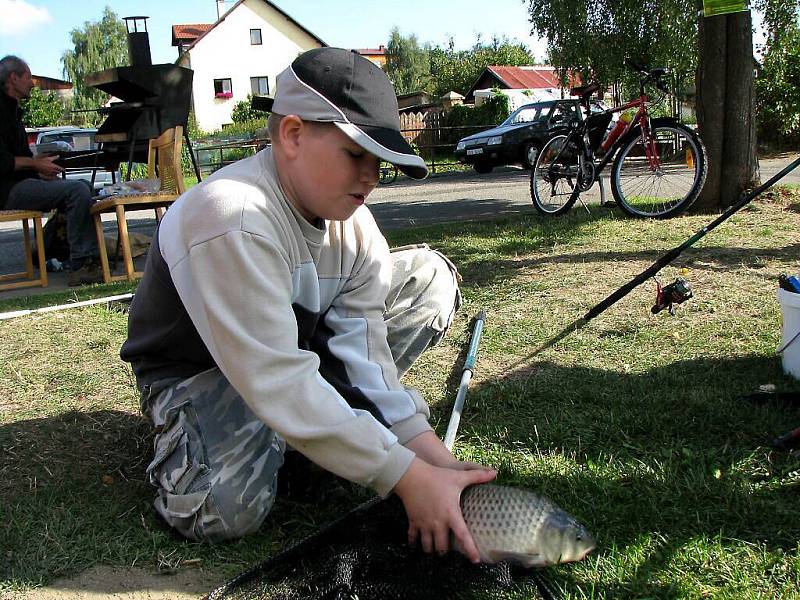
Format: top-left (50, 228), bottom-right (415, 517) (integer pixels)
top-left (1, 188), bottom-right (800, 598)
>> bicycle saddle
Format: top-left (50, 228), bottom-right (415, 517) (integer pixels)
top-left (570, 83), bottom-right (599, 99)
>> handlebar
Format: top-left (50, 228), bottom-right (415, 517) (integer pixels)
top-left (625, 59), bottom-right (670, 94)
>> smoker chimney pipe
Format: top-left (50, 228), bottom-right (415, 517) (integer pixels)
top-left (123, 16), bottom-right (152, 67)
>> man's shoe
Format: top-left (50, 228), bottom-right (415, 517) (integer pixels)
top-left (68, 259), bottom-right (104, 286)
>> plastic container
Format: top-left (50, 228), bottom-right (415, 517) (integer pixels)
top-left (777, 287), bottom-right (800, 379)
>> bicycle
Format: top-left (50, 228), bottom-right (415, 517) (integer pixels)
top-left (530, 62), bottom-right (707, 218)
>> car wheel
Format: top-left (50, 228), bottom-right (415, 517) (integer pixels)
top-left (473, 162), bottom-right (493, 174)
top-left (523, 143), bottom-right (539, 170)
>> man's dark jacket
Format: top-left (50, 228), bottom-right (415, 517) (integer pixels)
top-left (0, 91), bottom-right (37, 208)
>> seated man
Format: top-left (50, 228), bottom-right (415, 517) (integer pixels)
top-left (0, 55), bottom-right (102, 286)
top-left (121, 48), bottom-right (496, 561)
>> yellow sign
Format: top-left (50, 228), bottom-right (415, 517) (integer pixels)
top-left (703, 0), bottom-right (749, 17)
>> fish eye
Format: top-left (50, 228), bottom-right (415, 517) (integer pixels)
top-left (576, 533), bottom-right (583, 541)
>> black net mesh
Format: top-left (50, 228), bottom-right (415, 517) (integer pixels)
top-left (205, 495), bottom-right (553, 600)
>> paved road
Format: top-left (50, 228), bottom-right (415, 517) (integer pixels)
top-left (1, 154), bottom-right (798, 299)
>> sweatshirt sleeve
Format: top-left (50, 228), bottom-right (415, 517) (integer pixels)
top-left (319, 214), bottom-right (433, 446)
top-left (166, 225), bottom-right (418, 497)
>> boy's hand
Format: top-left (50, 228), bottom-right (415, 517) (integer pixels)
top-left (393, 456), bottom-right (496, 563)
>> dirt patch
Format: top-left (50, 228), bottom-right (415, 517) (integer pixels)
top-left (0, 565), bottom-right (226, 600)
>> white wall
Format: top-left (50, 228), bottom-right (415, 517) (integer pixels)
top-left (187, 0), bottom-right (322, 132)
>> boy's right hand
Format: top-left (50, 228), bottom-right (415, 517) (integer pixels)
top-left (392, 457), bottom-right (496, 563)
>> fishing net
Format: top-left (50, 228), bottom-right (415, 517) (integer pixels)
top-left (205, 494), bottom-right (554, 600)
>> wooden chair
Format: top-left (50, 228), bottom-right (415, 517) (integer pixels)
top-left (91, 126), bottom-right (186, 283)
top-left (0, 209), bottom-right (48, 291)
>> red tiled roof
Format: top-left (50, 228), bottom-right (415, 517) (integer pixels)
top-left (172, 24), bottom-right (213, 46)
top-left (355, 46), bottom-right (386, 56)
top-left (488, 66), bottom-right (561, 89)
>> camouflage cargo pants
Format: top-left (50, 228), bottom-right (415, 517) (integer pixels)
top-left (141, 245), bottom-right (461, 541)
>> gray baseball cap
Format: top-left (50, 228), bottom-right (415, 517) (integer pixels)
top-left (252, 47), bottom-right (428, 179)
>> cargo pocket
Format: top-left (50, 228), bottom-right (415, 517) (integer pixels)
top-left (146, 405), bottom-right (216, 539)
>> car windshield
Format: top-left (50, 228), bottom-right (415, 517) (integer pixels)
top-left (502, 102), bottom-right (553, 126)
top-left (39, 130), bottom-right (97, 151)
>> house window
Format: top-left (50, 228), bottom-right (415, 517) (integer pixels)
top-left (250, 76), bottom-right (269, 96)
top-left (250, 29), bottom-right (262, 45)
top-left (214, 78), bottom-right (232, 98)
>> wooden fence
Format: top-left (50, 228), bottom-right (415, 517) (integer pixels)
top-left (191, 110), bottom-right (494, 176)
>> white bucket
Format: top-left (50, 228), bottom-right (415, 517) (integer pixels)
top-left (777, 287), bottom-right (800, 379)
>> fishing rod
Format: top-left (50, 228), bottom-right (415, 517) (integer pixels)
top-left (444, 310), bottom-right (486, 450)
top-left (0, 293), bottom-right (134, 321)
top-left (519, 155), bottom-right (800, 362)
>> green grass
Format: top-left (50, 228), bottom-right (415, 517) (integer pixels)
top-left (2, 188), bottom-right (800, 597)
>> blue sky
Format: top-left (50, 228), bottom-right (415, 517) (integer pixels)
top-left (0, 0), bottom-right (548, 80)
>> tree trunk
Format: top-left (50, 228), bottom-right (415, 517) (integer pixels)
top-left (695, 14), bottom-right (727, 210)
top-left (695, 10), bottom-right (760, 211)
top-left (720, 9), bottom-right (760, 206)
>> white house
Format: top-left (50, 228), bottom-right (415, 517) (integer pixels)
top-left (174, 0), bottom-right (326, 132)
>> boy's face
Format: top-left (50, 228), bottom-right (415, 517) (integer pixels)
top-left (284, 121), bottom-right (381, 222)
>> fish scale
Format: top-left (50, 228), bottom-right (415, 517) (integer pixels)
top-left (460, 484), bottom-right (596, 568)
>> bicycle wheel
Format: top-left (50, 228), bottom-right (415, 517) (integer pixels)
top-left (610, 119), bottom-right (707, 218)
top-left (531, 135), bottom-right (579, 215)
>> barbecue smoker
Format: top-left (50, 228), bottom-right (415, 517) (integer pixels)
top-left (83, 16), bottom-right (201, 180)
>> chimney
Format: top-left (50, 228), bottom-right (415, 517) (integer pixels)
top-left (216, 0), bottom-right (227, 19)
top-left (123, 16), bottom-right (151, 67)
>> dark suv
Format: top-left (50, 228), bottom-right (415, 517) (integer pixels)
top-left (454, 99), bottom-right (584, 173)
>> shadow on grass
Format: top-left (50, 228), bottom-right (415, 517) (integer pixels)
top-left (451, 353), bottom-right (800, 597)
top-left (3, 354), bottom-right (799, 597)
top-left (0, 410), bottom-right (155, 585)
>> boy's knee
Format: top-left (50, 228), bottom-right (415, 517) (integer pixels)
top-left (391, 247), bottom-right (461, 328)
top-left (153, 464), bottom-right (280, 542)
top-left (146, 387), bottom-right (284, 542)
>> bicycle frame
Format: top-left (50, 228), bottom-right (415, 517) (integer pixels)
top-left (589, 93), bottom-right (658, 176)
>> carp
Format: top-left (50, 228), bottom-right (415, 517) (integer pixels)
top-left (460, 484), bottom-right (596, 568)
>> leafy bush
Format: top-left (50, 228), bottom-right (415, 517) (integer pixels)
top-left (442, 91), bottom-right (510, 144)
top-left (755, 24), bottom-right (800, 147)
top-left (21, 88), bottom-right (66, 127)
top-left (231, 95), bottom-right (265, 123)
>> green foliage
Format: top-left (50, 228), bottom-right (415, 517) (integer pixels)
top-left (61, 6), bottom-right (129, 127)
top-left (212, 118), bottom-right (266, 138)
top-left (754, 0), bottom-right (800, 145)
top-left (443, 91), bottom-right (510, 144)
top-left (20, 88), bottom-right (66, 127)
top-left (525, 1), bottom-right (697, 91)
top-left (429, 36), bottom-right (535, 98)
top-left (445, 90), bottom-right (510, 127)
top-left (231, 94), bottom-right (265, 124)
top-left (385, 28), bottom-right (432, 94)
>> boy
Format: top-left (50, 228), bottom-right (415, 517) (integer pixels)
top-left (121, 47), bottom-right (495, 562)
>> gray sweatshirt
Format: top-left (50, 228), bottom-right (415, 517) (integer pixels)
top-left (121, 148), bottom-right (432, 497)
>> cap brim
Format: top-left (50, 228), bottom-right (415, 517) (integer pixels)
top-left (334, 122), bottom-right (428, 180)
top-left (251, 95), bottom-right (274, 112)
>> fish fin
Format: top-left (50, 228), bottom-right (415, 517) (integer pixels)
top-left (492, 551), bottom-right (547, 569)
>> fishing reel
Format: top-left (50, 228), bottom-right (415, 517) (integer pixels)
top-left (652, 277), bottom-right (693, 315)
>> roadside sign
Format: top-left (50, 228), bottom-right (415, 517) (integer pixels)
top-left (703, 0), bottom-right (749, 17)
